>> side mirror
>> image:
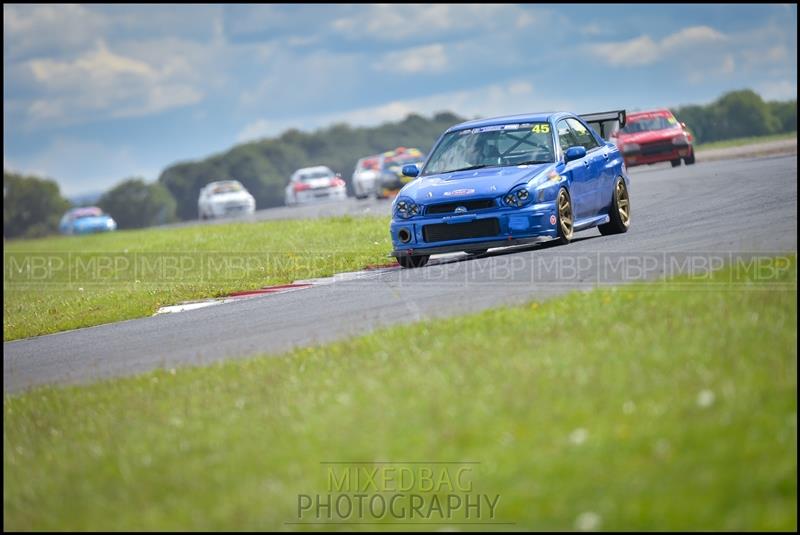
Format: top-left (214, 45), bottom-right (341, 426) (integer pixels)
top-left (402, 164), bottom-right (420, 178)
top-left (564, 146), bottom-right (586, 163)
top-left (680, 122), bottom-right (687, 129)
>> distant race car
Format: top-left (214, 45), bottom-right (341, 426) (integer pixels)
top-left (285, 165), bottom-right (347, 206)
top-left (351, 155), bottom-right (381, 199)
top-left (390, 111), bottom-right (631, 268)
top-left (198, 180), bottom-right (256, 219)
top-left (374, 147), bottom-right (426, 199)
top-left (59, 206), bottom-right (117, 235)
top-left (612, 108), bottom-right (695, 167)
top-left (352, 148), bottom-right (426, 200)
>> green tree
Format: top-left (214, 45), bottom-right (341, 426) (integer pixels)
top-left (674, 89), bottom-right (792, 143)
top-left (768, 100), bottom-right (797, 134)
top-left (98, 178), bottom-right (177, 229)
top-left (3, 171), bottom-right (71, 239)
top-left (711, 89), bottom-right (780, 140)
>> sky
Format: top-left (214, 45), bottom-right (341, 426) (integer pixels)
top-left (3, 4), bottom-right (797, 196)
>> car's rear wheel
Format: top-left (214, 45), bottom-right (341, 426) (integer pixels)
top-left (555, 188), bottom-right (574, 245)
top-left (671, 159), bottom-right (681, 167)
top-left (397, 254), bottom-right (429, 268)
top-left (684, 149), bottom-right (696, 165)
top-left (599, 177), bottom-right (631, 235)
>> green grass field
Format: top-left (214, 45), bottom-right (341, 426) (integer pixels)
top-left (695, 131), bottom-right (796, 151)
top-left (4, 257), bottom-right (796, 531)
top-left (3, 216), bottom-right (391, 341)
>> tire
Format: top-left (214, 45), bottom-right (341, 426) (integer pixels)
top-left (684, 149), bottom-right (695, 165)
top-left (555, 188), bottom-right (574, 245)
top-left (671, 159), bottom-right (681, 167)
top-left (599, 177), bottom-right (631, 235)
top-left (397, 254), bottom-right (430, 268)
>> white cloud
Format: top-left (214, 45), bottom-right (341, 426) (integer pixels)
top-left (591, 25), bottom-right (726, 67)
top-left (374, 44), bottom-right (448, 74)
top-left (20, 40), bottom-right (203, 125)
top-left (236, 79), bottom-right (571, 142)
top-left (3, 4), bottom-right (106, 59)
top-left (331, 5), bottom-right (542, 42)
top-left (661, 26), bottom-right (726, 49)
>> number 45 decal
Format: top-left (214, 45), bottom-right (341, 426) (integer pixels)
top-left (531, 124), bottom-right (550, 133)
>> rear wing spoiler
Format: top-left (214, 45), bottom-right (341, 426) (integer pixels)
top-left (579, 110), bottom-right (626, 140)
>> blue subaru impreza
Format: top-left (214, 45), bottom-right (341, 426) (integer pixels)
top-left (390, 111), bottom-right (631, 268)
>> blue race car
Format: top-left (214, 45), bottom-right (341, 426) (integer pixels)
top-left (390, 111), bottom-right (631, 268)
top-left (59, 206), bottom-right (117, 235)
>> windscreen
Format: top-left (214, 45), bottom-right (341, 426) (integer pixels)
top-left (299, 170), bottom-right (333, 181)
top-left (620, 114), bottom-right (677, 134)
top-left (422, 123), bottom-right (555, 176)
top-left (211, 182), bottom-right (244, 194)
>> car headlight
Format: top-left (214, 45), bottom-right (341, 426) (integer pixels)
top-left (394, 197), bottom-right (419, 219)
top-left (672, 134), bottom-right (688, 145)
top-left (622, 143), bottom-right (640, 154)
top-left (503, 185), bottom-right (532, 208)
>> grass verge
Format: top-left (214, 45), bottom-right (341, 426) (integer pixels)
top-left (695, 131), bottom-right (796, 151)
top-left (3, 257), bottom-right (796, 530)
top-left (3, 215), bottom-right (391, 341)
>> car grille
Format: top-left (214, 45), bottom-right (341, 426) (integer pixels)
top-left (425, 199), bottom-right (496, 214)
top-left (640, 141), bottom-right (675, 156)
top-left (423, 218), bottom-right (500, 243)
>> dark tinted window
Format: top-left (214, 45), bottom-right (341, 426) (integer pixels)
top-left (567, 118), bottom-right (600, 151)
top-left (556, 119), bottom-right (577, 155)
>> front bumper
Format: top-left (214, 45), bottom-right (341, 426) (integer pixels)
top-left (210, 204), bottom-right (255, 217)
top-left (294, 186), bottom-right (347, 204)
top-left (624, 143), bottom-right (692, 166)
top-left (390, 201), bottom-right (559, 257)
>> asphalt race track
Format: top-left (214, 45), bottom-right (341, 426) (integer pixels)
top-left (4, 155), bottom-right (797, 393)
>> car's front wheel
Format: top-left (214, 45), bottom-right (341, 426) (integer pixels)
top-left (671, 159), bottom-right (681, 167)
top-left (555, 188), bottom-right (574, 245)
top-left (599, 177), bottom-right (631, 235)
top-left (397, 254), bottom-right (430, 268)
top-left (684, 149), bottom-right (696, 165)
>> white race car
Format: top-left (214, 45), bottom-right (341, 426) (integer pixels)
top-left (285, 166), bottom-right (347, 206)
top-left (198, 180), bottom-right (256, 220)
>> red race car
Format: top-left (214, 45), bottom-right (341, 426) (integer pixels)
top-left (612, 109), bottom-right (695, 168)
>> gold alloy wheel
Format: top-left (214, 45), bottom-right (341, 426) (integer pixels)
top-left (616, 179), bottom-right (630, 227)
top-left (558, 189), bottom-right (573, 240)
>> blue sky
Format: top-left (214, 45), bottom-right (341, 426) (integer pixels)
top-left (3, 4), bottom-right (797, 196)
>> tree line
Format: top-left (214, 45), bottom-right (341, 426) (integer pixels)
top-left (4, 90), bottom-right (796, 239)
top-left (673, 89), bottom-right (796, 143)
